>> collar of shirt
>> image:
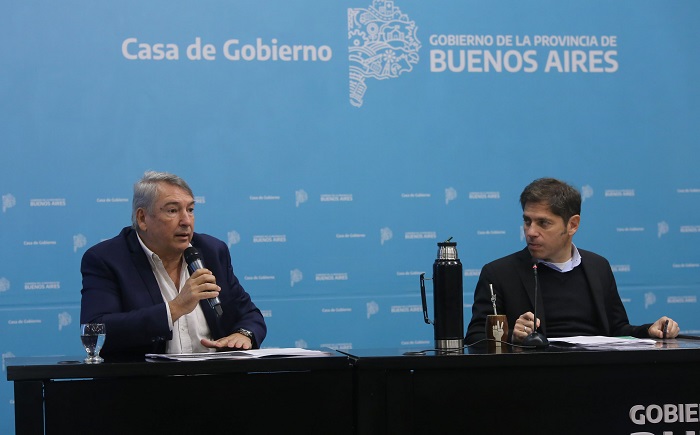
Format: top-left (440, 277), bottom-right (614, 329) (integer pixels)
top-left (136, 234), bottom-right (188, 273)
top-left (537, 244), bottom-right (582, 273)
top-left (136, 232), bottom-right (161, 269)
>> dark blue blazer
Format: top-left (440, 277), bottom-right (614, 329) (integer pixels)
top-left (80, 227), bottom-right (266, 357)
top-left (465, 247), bottom-right (651, 344)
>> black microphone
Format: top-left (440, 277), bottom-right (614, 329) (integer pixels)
top-left (522, 259), bottom-right (549, 348)
top-left (184, 246), bottom-right (223, 316)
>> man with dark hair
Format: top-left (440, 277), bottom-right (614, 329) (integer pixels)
top-left (465, 177), bottom-right (678, 345)
top-left (80, 171), bottom-right (266, 357)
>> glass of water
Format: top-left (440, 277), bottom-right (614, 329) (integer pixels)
top-left (80, 323), bottom-right (106, 364)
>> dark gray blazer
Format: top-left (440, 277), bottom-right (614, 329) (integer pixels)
top-left (465, 247), bottom-right (650, 344)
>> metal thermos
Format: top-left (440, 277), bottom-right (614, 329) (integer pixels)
top-left (420, 239), bottom-right (464, 349)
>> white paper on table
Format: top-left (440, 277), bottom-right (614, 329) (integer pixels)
top-left (146, 347), bottom-right (334, 362)
top-left (548, 335), bottom-right (657, 349)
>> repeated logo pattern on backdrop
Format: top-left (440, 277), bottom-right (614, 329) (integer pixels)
top-left (2, 1), bottom-right (699, 432)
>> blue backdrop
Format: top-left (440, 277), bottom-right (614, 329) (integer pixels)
top-left (2, 0), bottom-right (700, 432)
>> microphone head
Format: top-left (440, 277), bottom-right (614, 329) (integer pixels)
top-left (184, 246), bottom-right (201, 266)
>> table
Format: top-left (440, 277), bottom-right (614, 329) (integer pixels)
top-left (344, 339), bottom-right (700, 434)
top-left (9, 340), bottom-right (700, 435)
top-left (7, 353), bottom-right (354, 435)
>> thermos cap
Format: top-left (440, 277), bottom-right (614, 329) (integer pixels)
top-left (437, 241), bottom-right (458, 260)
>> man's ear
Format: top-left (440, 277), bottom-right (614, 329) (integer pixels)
top-left (136, 208), bottom-right (148, 231)
top-left (567, 214), bottom-right (581, 236)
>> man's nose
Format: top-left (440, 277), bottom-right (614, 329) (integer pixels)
top-left (179, 211), bottom-right (193, 225)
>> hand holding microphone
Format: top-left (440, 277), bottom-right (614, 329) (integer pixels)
top-left (167, 269), bottom-right (220, 322)
top-left (184, 247), bottom-right (224, 316)
top-left (514, 312), bottom-right (540, 342)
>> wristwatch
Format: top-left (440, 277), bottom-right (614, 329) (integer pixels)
top-left (234, 328), bottom-right (255, 345)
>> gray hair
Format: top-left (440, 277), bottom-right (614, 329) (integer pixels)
top-left (131, 171), bottom-right (194, 228)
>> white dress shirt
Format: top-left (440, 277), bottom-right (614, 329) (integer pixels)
top-left (137, 235), bottom-right (214, 353)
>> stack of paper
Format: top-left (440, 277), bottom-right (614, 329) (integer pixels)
top-left (548, 336), bottom-right (657, 350)
top-left (146, 347), bottom-right (334, 362)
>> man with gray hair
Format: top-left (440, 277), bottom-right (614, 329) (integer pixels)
top-left (80, 171), bottom-right (266, 357)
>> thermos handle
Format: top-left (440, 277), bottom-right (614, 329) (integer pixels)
top-left (419, 273), bottom-right (433, 325)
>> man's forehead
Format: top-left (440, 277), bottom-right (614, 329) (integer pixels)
top-left (156, 184), bottom-right (194, 204)
top-left (523, 202), bottom-right (559, 219)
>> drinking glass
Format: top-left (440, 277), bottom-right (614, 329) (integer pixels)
top-left (80, 323), bottom-right (106, 364)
